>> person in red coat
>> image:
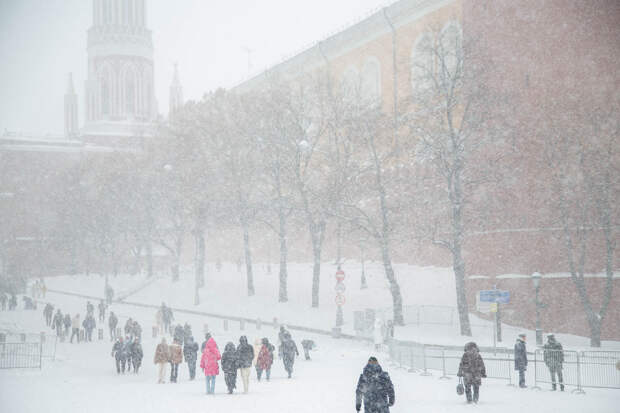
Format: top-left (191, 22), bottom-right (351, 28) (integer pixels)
top-left (200, 337), bottom-right (221, 394)
top-left (256, 337), bottom-right (275, 381)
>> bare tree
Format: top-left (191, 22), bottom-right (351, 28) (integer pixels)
top-left (542, 99), bottom-right (619, 347)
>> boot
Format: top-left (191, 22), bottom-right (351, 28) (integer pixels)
top-left (552, 384), bottom-right (556, 391)
top-left (560, 384), bottom-right (565, 392)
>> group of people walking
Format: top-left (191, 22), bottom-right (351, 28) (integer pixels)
top-left (149, 325), bottom-right (300, 396)
top-left (0, 291), bottom-right (20, 311)
top-left (111, 335), bottom-right (144, 374)
top-left (42, 302), bottom-right (97, 343)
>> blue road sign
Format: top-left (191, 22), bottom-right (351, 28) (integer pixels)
top-left (479, 290), bottom-right (510, 304)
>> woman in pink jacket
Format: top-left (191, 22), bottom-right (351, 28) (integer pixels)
top-left (200, 336), bottom-right (221, 394)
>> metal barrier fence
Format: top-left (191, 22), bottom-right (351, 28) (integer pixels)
top-left (534, 349), bottom-right (620, 392)
top-left (0, 342), bottom-right (42, 369)
top-left (0, 333), bottom-right (57, 361)
top-left (388, 340), bottom-right (620, 393)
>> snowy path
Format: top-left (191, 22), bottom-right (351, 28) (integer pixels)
top-left (1, 291), bottom-right (619, 413)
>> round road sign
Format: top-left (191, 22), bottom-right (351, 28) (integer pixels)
top-left (335, 294), bottom-right (346, 306)
top-left (335, 270), bottom-right (345, 281)
top-left (335, 283), bottom-right (346, 293)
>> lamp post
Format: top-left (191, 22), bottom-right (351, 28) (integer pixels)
top-left (532, 272), bottom-right (543, 345)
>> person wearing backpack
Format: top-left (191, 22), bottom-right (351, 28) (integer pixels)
top-left (355, 357), bottom-right (395, 413)
top-left (457, 342), bottom-right (486, 404)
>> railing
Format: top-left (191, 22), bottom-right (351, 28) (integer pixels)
top-left (388, 339), bottom-right (620, 393)
top-left (0, 332), bottom-right (57, 361)
top-left (0, 342), bottom-right (42, 369)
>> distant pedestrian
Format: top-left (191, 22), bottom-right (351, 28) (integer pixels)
top-left (126, 336), bottom-right (134, 372)
top-left (70, 314), bottom-right (81, 343)
top-left (43, 303), bottom-right (54, 326)
top-left (111, 337), bottom-right (127, 374)
top-left (131, 337), bottom-right (143, 374)
top-left (183, 336), bottom-right (199, 380)
top-left (52, 309), bottom-right (63, 337)
top-left (278, 326), bottom-right (289, 344)
top-left (155, 308), bottom-right (163, 335)
top-left (222, 342), bottom-right (239, 394)
top-left (183, 323), bottom-right (192, 345)
top-left (169, 339), bottom-right (183, 383)
top-left (63, 313), bottom-right (71, 337)
top-left (236, 336), bottom-right (254, 393)
top-left (86, 301), bottom-right (94, 317)
top-left (98, 300), bottom-right (106, 322)
top-left (514, 333), bottom-right (528, 388)
top-left (132, 321), bottom-right (142, 340)
top-left (108, 311), bottom-right (118, 341)
top-left (201, 333), bottom-right (212, 352)
top-left (355, 356), bottom-right (395, 413)
top-left (154, 337), bottom-right (170, 384)
top-left (457, 342), bottom-right (486, 404)
top-left (173, 324), bottom-right (184, 344)
top-left (279, 332), bottom-right (299, 379)
top-left (301, 339), bottom-right (315, 360)
top-left (161, 303), bottom-right (173, 334)
top-left (256, 337), bottom-right (274, 381)
top-left (9, 294), bottom-right (17, 310)
top-left (543, 334), bottom-right (564, 391)
top-left (82, 314), bottom-right (96, 342)
top-left (200, 336), bottom-right (221, 394)
top-left (124, 318), bottom-right (134, 338)
top-left (105, 285), bottom-right (114, 305)
top-left (0, 292), bottom-right (7, 310)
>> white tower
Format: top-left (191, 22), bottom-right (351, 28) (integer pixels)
top-left (82, 0), bottom-right (156, 146)
top-left (169, 63), bottom-right (184, 120)
top-left (64, 73), bottom-right (78, 138)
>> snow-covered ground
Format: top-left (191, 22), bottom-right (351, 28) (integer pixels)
top-left (43, 262), bottom-right (620, 350)
top-left (1, 263), bottom-right (619, 412)
top-left (2, 292), bottom-right (619, 413)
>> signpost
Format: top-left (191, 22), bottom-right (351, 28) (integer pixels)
top-left (479, 288), bottom-right (510, 352)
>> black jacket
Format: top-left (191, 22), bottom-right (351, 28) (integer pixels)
top-left (280, 338), bottom-right (299, 365)
top-left (112, 340), bottom-right (127, 360)
top-left (356, 364), bottom-right (395, 413)
top-left (236, 336), bottom-right (254, 368)
top-left (457, 342), bottom-right (486, 385)
top-left (183, 340), bottom-right (199, 363)
top-left (543, 339), bottom-right (564, 369)
top-left (514, 339), bottom-right (528, 370)
top-left (221, 343), bottom-right (239, 374)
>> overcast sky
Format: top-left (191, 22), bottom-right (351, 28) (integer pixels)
top-left (0, 0), bottom-right (391, 135)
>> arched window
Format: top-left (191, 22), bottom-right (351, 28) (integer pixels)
top-left (125, 69), bottom-right (136, 115)
top-left (410, 34), bottom-right (434, 93)
top-left (439, 22), bottom-right (462, 83)
top-left (341, 66), bottom-right (359, 103)
top-left (361, 58), bottom-right (381, 106)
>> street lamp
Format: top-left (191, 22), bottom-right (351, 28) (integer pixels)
top-left (531, 272), bottom-right (543, 345)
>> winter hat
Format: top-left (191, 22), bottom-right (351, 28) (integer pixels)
top-left (368, 356), bottom-right (378, 363)
top-left (518, 333), bottom-right (526, 338)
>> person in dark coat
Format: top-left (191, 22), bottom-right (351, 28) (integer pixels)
top-left (279, 332), bottom-right (299, 378)
top-left (278, 326), bottom-right (289, 344)
top-left (543, 334), bottom-right (564, 391)
top-left (256, 338), bottom-right (274, 381)
top-left (82, 314), bottom-right (96, 342)
top-left (111, 337), bottom-right (127, 374)
top-left (108, 312), bottom-right (118, 341)
top-left (183, 336), bottom-right (199, 380)
top-left (52, 309), bottom-right (64, 337)
top-left (221, 342), bottom-right (239, 394)
top-left (301, 339), bottom-right (315, 360)
top-left (237, 336), bottom-right (254, 393)
top-left (172, 324), bottom-right (184, 344)
top-left (514, 333), bottom-right (528, 388)
top-left (183, 323), bottom-right (192, 345)
top-left (63, 313), bottom-right (71, 337)
top-left (132, 321), bottom-right (142, 340)
top-left (124, 318), bottom-right (134, 338)
top-left (44, 303), bottom-right (54, 326)
top-left (9, 294), bottom-right (17, 310)
top-left (86, 301), bottom-right (94, 316)
top-left (457, 342), bottom-right (486, 403)
top-left (131, 338), bottom-right (144, 374)
top-left (355, 357), bottom-right (395, 413)
top-left (125, 336), bottom-right (134, 372)
top-left (98, 300), bottom-right (106, 322)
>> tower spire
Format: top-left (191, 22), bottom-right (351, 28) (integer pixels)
top-left (64, 73), bottom-right (78, 138)
top-left (169, 63), bottom-right (184, 120)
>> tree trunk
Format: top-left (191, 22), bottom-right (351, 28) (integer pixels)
top-left (278, 210), bottom-right (288, 302)
top-left (194, 230), bottom-right (206, 288)
top-left (453, 240), bottom-right (472, 336)
top-left (172, 255), bottom-right (180, 282)
top-left (242, 218), bottom-right (255, 296)
top-left (380, 239), bottom-right (404, 325)
top-left (311, 242), bottom-right (321, 308)
top-left (145, 241), bottom-right (153, 278)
